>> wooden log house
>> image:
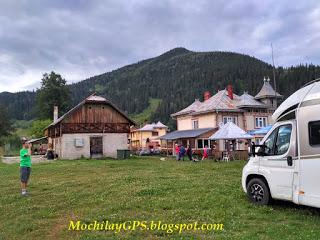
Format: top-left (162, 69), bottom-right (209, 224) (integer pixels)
top-left (45, 94), bottom-right (135, 159)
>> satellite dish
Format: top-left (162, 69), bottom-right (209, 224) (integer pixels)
top-left (218, 122), bottom-right (224, 128)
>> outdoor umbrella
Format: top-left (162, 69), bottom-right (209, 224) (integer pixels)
top-left (209, 122), bottom-right (253, 140)
top-left (209, 122), bottom-right (253, 161)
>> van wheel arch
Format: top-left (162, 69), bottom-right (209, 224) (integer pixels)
top-left (246, 174), bottom-right (270, 189)
top-left (246, 174), bottom-right (272, 201)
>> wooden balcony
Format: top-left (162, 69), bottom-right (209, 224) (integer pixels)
top-left (47, 123), bottom-right (130, 137)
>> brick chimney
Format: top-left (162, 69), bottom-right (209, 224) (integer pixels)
top-left (53, 106), bottom-right (58, 122)
top-left (204, 91), bottom-right (211, 101)
top-left (227, 85), bottom-right (233, 100)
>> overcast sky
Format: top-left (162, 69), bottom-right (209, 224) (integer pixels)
top-left (0, 0), bottom-right (320, 92)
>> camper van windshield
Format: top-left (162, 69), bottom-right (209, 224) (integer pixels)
top-left (275, 125), bottom-right (292, 155)
top-left (262, 129), bottom-right (277, 155)
top-left (259, 124), bottom-right (292, 156)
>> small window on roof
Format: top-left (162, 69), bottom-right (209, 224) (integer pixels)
top-left (309, 121), bottom-right (320, 146)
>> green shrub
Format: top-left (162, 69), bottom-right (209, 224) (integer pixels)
top-left (29, 119), bottom-right (51, 138)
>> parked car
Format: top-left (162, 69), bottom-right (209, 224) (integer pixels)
top-left (242, 79), bottom-right (320, 208)
top-left (137, 149), bottom-right (161, 156)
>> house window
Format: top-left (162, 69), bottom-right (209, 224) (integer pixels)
top-left (152, 131), bottom-right (159, 136)
top-left (255, 117), bottom-right (267, 128)
top-left (192, 119), bottom-right (199, 129)
top-left (203, 139), bottom-right (209, 148)
top-left (223, 116), bottom-right (237, 124)
top-left (197, 139), bottom-right (210, 149)
top-left (309, 121), bottom-right (320, 146)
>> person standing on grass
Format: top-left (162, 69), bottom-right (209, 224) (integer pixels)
top-left (20, 138), bottom-right (32, 196)
top-left (186, 144), bottom-right (193, 161)
top-left (179, 145), bottom-right (186, 161)
top-left (202, 145), bottom-right (209, 161)
top-left (175, 144), bottom-right (179, 160)
top-left (45, 143), bottom-right (55, 160)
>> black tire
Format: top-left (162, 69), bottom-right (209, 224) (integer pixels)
top-left (246, 178), bottom-right (271, 205)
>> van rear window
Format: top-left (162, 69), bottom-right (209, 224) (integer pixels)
top-left (309, 121), bottom-right (320, 146)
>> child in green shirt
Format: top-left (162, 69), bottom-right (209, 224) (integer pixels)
top-left (20, 138), bottom-right (32, 196)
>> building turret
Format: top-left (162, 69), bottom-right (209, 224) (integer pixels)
top-left (255, 77), bottom-right (282, 109)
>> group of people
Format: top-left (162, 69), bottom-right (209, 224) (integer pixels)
top-left (175, 144), bottom-right (209, 161)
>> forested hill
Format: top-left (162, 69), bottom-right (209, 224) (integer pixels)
top-left (2, 47), bottom-right (320, 128)
top-left (0, 91), bottom-right (36, 120)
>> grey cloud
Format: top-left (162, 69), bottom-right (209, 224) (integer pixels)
top-left (0, 0), bottom-right (319, 92)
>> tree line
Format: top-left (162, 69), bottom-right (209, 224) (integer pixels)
top-left (0, 72), bottom-right (70, 150)
top-left (1, 48), bottom-right (320, 131)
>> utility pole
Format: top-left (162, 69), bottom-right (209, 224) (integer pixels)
top-left (271, 43), bottom-right (277, 108)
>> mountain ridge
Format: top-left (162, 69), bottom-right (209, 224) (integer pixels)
top-left (1, 47), bottom-right (320, 128)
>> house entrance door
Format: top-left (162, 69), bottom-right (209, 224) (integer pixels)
top-left (90, 137), bottom-right (103, 157)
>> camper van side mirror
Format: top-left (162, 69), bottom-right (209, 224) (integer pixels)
top-left (287, 156), bottom-right (293, 166)
top-left (254, 144), bottom-right (268, 157)
top-left (250, 142), bottom-right (255, 157)
top-left (256, 145), bottom-right (266, 156)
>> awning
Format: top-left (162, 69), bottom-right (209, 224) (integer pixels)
top-left (27, 136), bottom-right (48, 144)
top-left (209, 122), bottom-right (252, 140)
top-left (247, 125), bottom-right (272, 135)
top-left (160, 128), bottom-right (214, 140)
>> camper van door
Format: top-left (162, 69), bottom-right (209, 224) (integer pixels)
top-left (258, 121), bottom-right (296, 201)
top-left (297, 103), bottom-right (320, 208)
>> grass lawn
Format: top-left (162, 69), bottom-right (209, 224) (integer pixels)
top-left (1, 157), bottom-right (320, 240)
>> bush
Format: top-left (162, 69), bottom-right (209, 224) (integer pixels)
top-left (29, 119), bottom-right (51, 138)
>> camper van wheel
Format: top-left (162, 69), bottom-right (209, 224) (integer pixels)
top-left (247, 178), bottom-right (270, 205)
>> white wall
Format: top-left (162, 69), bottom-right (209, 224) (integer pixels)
top-left (177, 116), bottom-right (193, 130)
top-left (59, 133), bottom-right (128, 159)
top-left (177, 113), bottom-right (216, 130)
top-left (103, 133), bottom-right (128, 158)
top-left (61, 134), bottom-right (90, 159)
top-left (198, 113), bottom-right (217, 128)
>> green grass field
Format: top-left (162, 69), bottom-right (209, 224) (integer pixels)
top-left (1, 157), bottom-right (320, 240)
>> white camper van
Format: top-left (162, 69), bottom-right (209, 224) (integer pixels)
top-left (242, 79), bottom-right (320, 208)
